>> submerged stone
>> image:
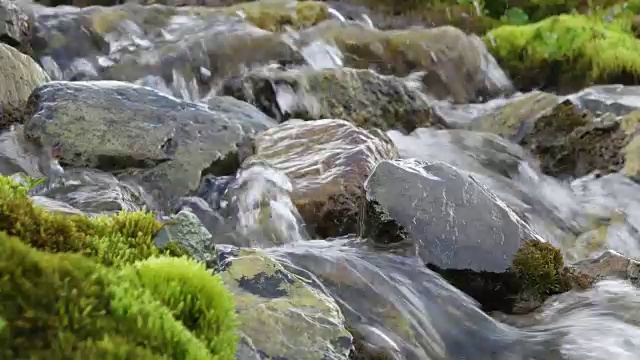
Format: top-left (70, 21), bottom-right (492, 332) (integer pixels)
top-left (217, 248), bottom-right (352, 360)
top-left (362, 159), bottom-right (570, 313)
top-left (248, 119), bottom-right (398, 238)
top-left (221, 67), bottom-right (438, 132)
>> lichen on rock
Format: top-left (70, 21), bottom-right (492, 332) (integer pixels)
top-left (218, 248), bottom-right (352, 360)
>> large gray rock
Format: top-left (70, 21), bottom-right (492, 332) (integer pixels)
top-left (0, 43), bottom-right (49, 128)
top-left (22, 81), bottom-right (275, 208)
top-left (362, 159), bottom-right (571, 313)
top-left (154, 209), bottom-right (217, 265)
top-left (217, 247), bottom-right (352, 360)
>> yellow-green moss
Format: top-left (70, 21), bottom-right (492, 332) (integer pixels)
top-left (511, 239), bottom-right (570, 301)
top-left (0, 175), bottom-right (238, 358)
top-left (223, 0), bottom-right (329, 32)
top-left (0, 175), bottom-right (185, 267)
top-left (0, 233), bottom-right (237, 359)
top-left (484, 14), bottom-right (640, 91)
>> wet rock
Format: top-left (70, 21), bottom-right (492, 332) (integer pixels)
top-left (35, 168), bottom-right (151, 214)
top-left (570, 85), bottom-right (640, 117)
top-left (30, 195), bottom-right (85, 216)
top-left (472, 92), bottom-right (630, 179)
top-left (300, 22), bottom-right (513, 103)
top-left (30, 3), bottom-right (305, 98)
top-left (154, 209), bottom-right (217, 264)
top-left (218, 247), bottom-right (352, 360)
top-left (570, 250), bottom-right (640, 287)
top-left (0, 0), bottom-right (32, 53)
top-left (248, 119), bottom-right (398, 238)
top-left (362, 159), bottom-right (571, 313)
top-left (22, 81), bottom-right (271, 208)
top-left (267, 239), bottom-right (534, 359)
top-left (221, 67), bottom-right (438, 132)
top-left (0, 126), bottom-right (44, 176)
top-left (0, 43), bottom-right (49, 128)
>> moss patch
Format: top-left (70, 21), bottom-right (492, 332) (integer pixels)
top-left (0, 175), bottom-right (238, 358)
top-left (510, 239), bottom-right (570, 305)
top-left (484, 14), bottom-right (640, 92)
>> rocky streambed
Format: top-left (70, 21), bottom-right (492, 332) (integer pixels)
top-left (2, 0), bottom-right (640, 359)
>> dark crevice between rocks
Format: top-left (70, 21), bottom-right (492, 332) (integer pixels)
top-left (348, 328), bottom-right (395, 360)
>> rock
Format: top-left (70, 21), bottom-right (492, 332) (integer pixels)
top-left (22, 81), bottom-right (274, 208)
top-left (570, 250), bottom-right (640, 287)
top-left (221, 67), bottom-right (438, 132)
top-left (570, 85), bottom-right (640, 117)
top-left (154, 209), bottom-right (217, 265)
top-left (30, 195), bottom-right (85, 216)
top-left (0, 43), bottom-right (49, 128)
top-left (472, 92), bottom-right (630, 179)
top-left (249, 119), bottom-right (398, 238)
top-left (362, 159), bottom-right (571, 313)
top-left (30, 3), bottom-right (306, 98)
top-left (301, 22), bottom-right (513, 103)
top-left (0, 0), bottom-right (32, 53)
top-left (217, 248), bottom-right (352, 360)
top-left (0, 126), bottom-right (44, 176)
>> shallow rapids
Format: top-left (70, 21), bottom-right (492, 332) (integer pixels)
top-left (17, 1), bottom-right (640, 359)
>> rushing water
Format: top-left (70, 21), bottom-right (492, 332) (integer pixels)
top-left (23, 2), bottom-right (640, 358)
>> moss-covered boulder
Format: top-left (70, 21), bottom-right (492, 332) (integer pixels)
top-left (217, 247), bottom-right (352, 360)
top-left (484, 14), bottom-right (640, 92)
top-left (221, 67), bottom-right (437, 132)
top-left (362, 159), bottom-right (572, 313)
top-left (22, 81), bottom-right (275, 209)
top-left (301, 22), bottom-right (513, 103)
top-left (248, 119), bottom-right (398, 238)
top-left (0, 43), bottom-right (49, 128)
top-left (221, 0), bottom-right (329, 32)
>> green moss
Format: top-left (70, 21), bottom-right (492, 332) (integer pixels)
top-left (119, 257), bottom-right (238, 358)
top-left (0, 174), bottom-right (184, 267)
top-left (0, 233), bottom-right (237, 359)
top-left (0, 173), bottom-right (238, 358)
top-left (484, 14), bottom-right (640, 91)
top-left (510, 239), bottom-right (570, 302)
top-left (223, 0), bottom-right (329, 32)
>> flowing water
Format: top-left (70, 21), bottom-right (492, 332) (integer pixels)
top-left (21, 1), bottom-right (640, 358)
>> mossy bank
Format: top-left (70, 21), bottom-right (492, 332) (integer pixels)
top-left (0, 175), bottom-right (238, 359)
top-left (484, 13), bottom-right (640, 92)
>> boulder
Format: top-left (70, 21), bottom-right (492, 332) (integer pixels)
top-left (569, 250), bottom-right (640, 288)
top-left (22, 81), bottom-right (275, 208)
top-left (362, 159), bottom-right (571, 313)
top-left (248, 119), bottom-right (398, 238)
top-left (301, 22), bottom-right (513, 103)
top-left (217, 248), bottom-right (352, 360)
top-left (30, 195), bottom-right (85, 216)
top-left (0, 43), bottom-right (49, 128)
top-left (221, 67), bottom-right (438, 132)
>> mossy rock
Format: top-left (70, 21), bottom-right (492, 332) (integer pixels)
top-left (337, 0), bottom-right (499, 34)
top-left (484, 14), bottom-right (640, 92)
top-left (223, 0), bottom-right (329, 32)
top-left (0, 233), bottom-right (237, 359)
